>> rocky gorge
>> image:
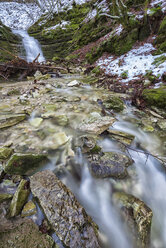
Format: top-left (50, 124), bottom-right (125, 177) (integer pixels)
top-left (0, 0), bottom-right (166, 248)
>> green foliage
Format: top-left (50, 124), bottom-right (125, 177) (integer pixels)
top-left (121, 71), bottom-right (128, 79)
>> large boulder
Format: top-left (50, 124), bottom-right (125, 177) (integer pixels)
top-left (30, 170), bottom-right (100, 248)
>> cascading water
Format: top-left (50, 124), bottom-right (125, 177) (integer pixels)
top-left (12, 29), bottom-right (45, 63)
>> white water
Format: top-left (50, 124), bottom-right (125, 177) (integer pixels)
top-left (12, 29), bottom-right (45, 63)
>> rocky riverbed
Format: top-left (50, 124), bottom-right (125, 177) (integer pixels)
top-left (0, 72), bottom-right (165, 247)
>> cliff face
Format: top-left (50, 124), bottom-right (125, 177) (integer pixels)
top-left (28, 0), bottom-right (166, 63)
top-left (0, 20), bottom-right (21, 62)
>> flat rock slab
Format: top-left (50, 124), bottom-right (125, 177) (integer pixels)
top-left (79, 116), bottom-right (115, 134)
top-left (0, 114), bottom-right (26, 129)
top-left (30, 170), bottom-right (100, 248)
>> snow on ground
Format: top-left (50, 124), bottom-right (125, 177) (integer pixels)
top-left (0, 2), bottom-right (41, 30)
top-left (97, 43), bottom-right (166, 83)
top-left (150, 0), bottom-right (166, 12)
top-left (0, 0), bottom-right (88, 30)
top-left (45, 21), bottom-right (70, 33)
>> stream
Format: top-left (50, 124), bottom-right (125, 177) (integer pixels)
top-left (0, 1), bottom-right (166, 248)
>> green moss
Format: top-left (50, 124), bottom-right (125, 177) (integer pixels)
top-left (103, 97), bottom-right (124, 112)
top-left (156, 17), bottom-right (166, 52)
top-left (121, 70), bottom-right (128, 79)
top-left (142, 87), bottom-right (166, 109)
top-left (152, 55), bottom-right (166, 66)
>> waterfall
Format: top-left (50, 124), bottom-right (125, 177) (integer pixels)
top-left (12, 29), bottom-right (45, 63)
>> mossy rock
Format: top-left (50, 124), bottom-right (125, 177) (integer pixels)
top-left (113, 192), bottom-right (152, 248)
top-left (8, 179), bottom-right (30, 218)
top-left (0, 193), bottom-right (13, 203)
top-left (0, 219), bottom-right (54, 248)
top-left (142, 87), bottom-right (166, 110)
top-left (0, 114), bottom-right (26, 129)
top-left (103, 96), bottom-right (124, 112)
top-left (4, 153), bottom-right (48, 175)
top-left (0, 147), bottom-right (13, 160)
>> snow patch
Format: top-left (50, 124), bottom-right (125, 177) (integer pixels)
top-left (45, 21), bottom-right (70, 33)
top-left (150, 0), bottom-right (166, 12)
top-left (115, 24), bottom-right (123, 36)
top-left (97, 43), bottom-right (166, 82)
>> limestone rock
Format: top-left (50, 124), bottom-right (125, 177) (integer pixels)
top-left (0, 114), bottom-right (26, 129)
top-left (68, 80), bottom-right (80, 87)
top-left (79, 115), bottom-right (115, 134)
top-left (0, 147), bottom-right (13, 160)
top-left (89, 152), bottom-right (132, 179)
top-left (113, 192), bottom-right (153, 248)
top-left (103, 96), bottom-right (124, 112)
top-left (21, 200), bottom-right (37, 217)
top-left (8, 179), bottom-right (30, 217)
top-left (108, 129), bottom-right (134, 145)
top-left (29, 117), bottom-right (43, 128)
top-left (30, 170), bottom-right (100, 248)
top-left (43, 132), bottom-right (69, 150)
top-left (4, 153), bottom-right (48, 175)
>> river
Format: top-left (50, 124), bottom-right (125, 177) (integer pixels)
top-left (0, 1), bottom-right (166, 248)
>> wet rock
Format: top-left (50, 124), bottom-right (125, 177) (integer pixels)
top-left (34, 70), bottom-right (51, 81)
top-left (0, 193), bottom-right (13, 203)
top-left (108, 129), bottom-right (134, 145)
top-left (42, 132), bottom-right (69, 150)
top-left (30, 170), bottom-right (100, 248)
top-left (113, 192), bottom-right (152, 248)
top-left (8, 179), bottom-right (30, 218)
top-left (0, 219), bottom-right (54, 248)
top-left (29, 117), bottom-right (43, 128)
top-left (21, 200), bottom-right (37, 217)
top-left (68, 80), bottom-right (80, 87)
top-left (89, 152), bottom-right (132, 179)
top-left (79, 115), bottom-right (115, 134)
top-left (103, 96), bottom-right (124, 112)
top-left (51, 114), bottom-right (69, 126)
top-left (0, 147), bottom-right (13, 160)
top-left (4, 153), bottom-right (48, 175)
top-left (0, 114), bottom-right (26, 129)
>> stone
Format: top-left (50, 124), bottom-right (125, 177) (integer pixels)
top-left (157, 120), bottom-right (166, 130)
top-left (0, 147), bottom-right (13, 160)
top-left (0, 114), bottom-right (26, 129)
top-left (108, 129), bottom-right (134, 145)
top-left (89, 151), bottom-right (132, 179)
top-left (4, 153), bottom-right (48, 175)
top-left (8, 179), bottom-right (30, 218)
top-left (0, 193), bottom-right (13, 203)
top-left (29, 117), bottom-right (43, 128)
top-left (30, 170), bottom-right (100, 248)
top-left (79, 115), bottom-right (115, 134)
top-left (43, 132), bottom-right (69, 150)
top-left (51, 114), bottom-right (69, 126)
top-left (103, 96), bottom-right (124, 112)
top-left (0, 219), bottom-right (54, 248)
top-left (21, 200), bottom-right (37, 217)
top-left (113, 192), bottom-right (152, 248)
top-left (67, 80), bottom-right (80, 87)
top-left (34, 70), bottom-right (51, 81)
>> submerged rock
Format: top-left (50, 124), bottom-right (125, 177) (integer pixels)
top-left (42, 132), bottom-right (69, 150)
top-left (113, 192), bottom-right (152, 248)
top-left (29, 117), bottom-right (43, 128)
top-left (0, 114), bottom-right (26, 129)
top-left (30, 170), bottom-right (100, 248)
top-left (8, 179), bottom-right (30, 218)
top-left (68, 80), bottom-right (80, 87)
top-left (4, 153), bottom-right (48, 175)
top-left (0, 219), bottom-right (54, 248)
